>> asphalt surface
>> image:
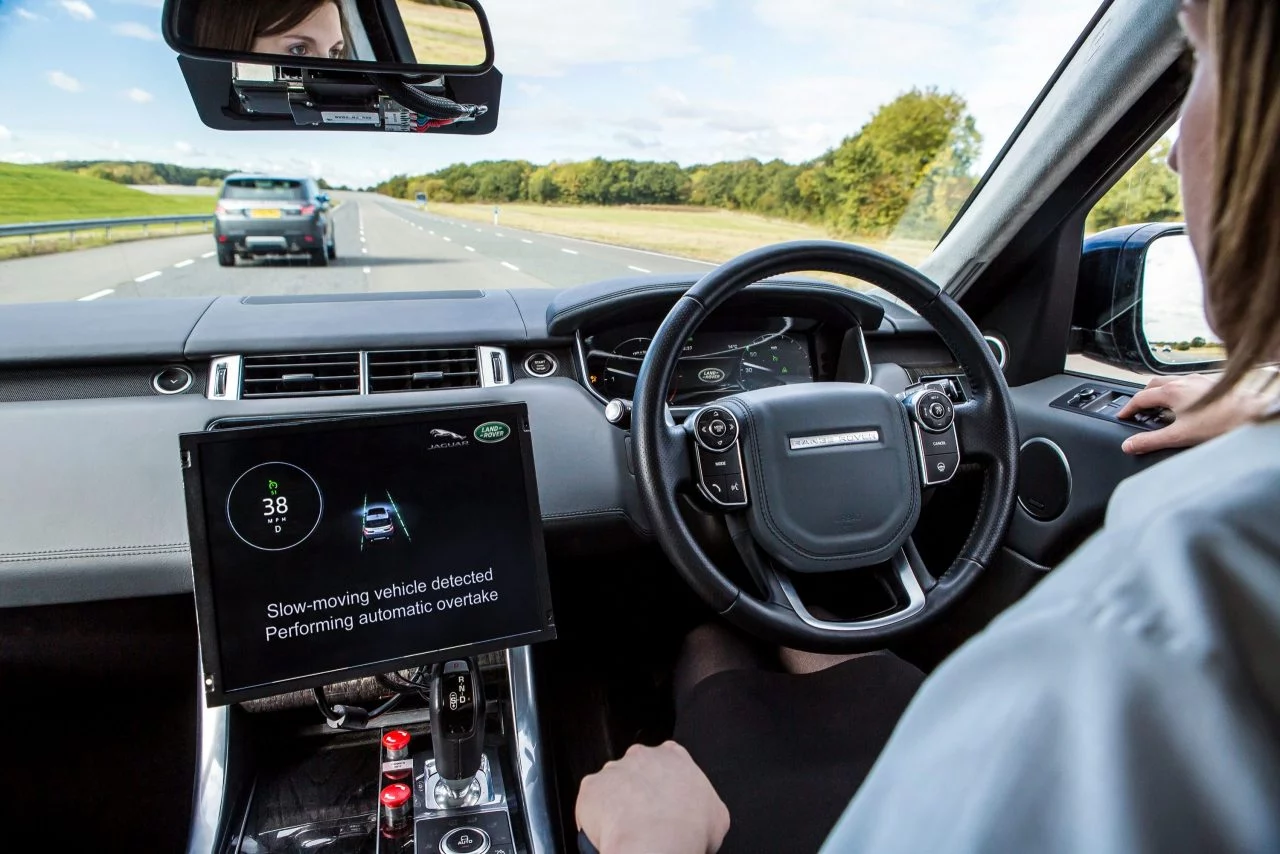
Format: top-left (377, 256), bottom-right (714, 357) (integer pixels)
top-left (0, 193), bottom-right (714, 305)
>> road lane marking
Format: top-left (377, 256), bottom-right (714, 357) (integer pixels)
top-left (362, 247), bottom-right (368, 254)
top-left (361, 236), bottom-right (366, 243)
top-left (628, 265), bottom-right (651, 273)
top-left (495, 233), bottom-right (504, 238)
top-left (201, 251), bottom-right (216, 258)
top-left (174, 259), bottom-right (194, 268)
top-left (561, 248), bottom-right (579, 255)
top-left (79, 289), bottom-right (114, 301)
top-left (521, 239), bottom-right (533, 244)
top-left (444, 236), bottom-right (452, 242)
top-left (363, 266), bottom-right (372, 273)
top-left (501, 262), bottom-right (519, 271)
top-left (429, 230), bottom-right (436, 235)
top-left (135, 271), bottom-right (161, 282)
top-left (465, 246), bottom-right (476, 252)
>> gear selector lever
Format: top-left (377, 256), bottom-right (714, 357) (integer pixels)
top-left (429, 658), bottom-right (486, 807)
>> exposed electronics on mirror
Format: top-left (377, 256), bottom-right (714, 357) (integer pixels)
top-left (162, 0), bottom-right (501, 135)
top-left (180, 405), bottom-right (554, 706)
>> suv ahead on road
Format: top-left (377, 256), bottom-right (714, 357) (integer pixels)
top-left (214, 175), bottom-right (335, 267)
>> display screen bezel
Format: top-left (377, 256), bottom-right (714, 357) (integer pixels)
top-left (180, 404), bottom-right (555, 707)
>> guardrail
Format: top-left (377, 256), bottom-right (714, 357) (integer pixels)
top-left (0, 214), bottom-right (215, 245)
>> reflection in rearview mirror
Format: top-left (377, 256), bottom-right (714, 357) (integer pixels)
top-left (1141, 233), bottom-right (1225, 366)
top-left (184, 0), bottom-right (488, 69)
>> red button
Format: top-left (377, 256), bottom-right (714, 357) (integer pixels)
top-left (380, 783), bottom-right (412, 808)
top-left (382, 730), bottom-right (411, 751)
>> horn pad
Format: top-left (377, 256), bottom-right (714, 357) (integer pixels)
top-left (721, 384), bottom-right (920, 573)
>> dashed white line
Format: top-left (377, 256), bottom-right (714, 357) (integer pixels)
top-left (174, 259), bottom-right (194, 268)
top-left (443, 236), bottom-right (453, 242)
top-left (79, 289), bottom-right (114, 301)
top-left (360, 236), bottom-right (366, 243)
top-left (495, 233), bottom-right (504, 238)
top-left (628, 265), bottom-right (651, 273)
top-left (465, 246), bottom-right (476, 252)
top-left (201, 251), bottom-right (216, 259)
top-left (363, 266), bottom-right (372, 273)
top-left (561, 248), bottom-right (579, 256)
top-left (521, 239), bottom-right (533, 244)
top-left (429, 230), bottom-right (436, 236)
top-left (501, 262), bottom-right (519, 271)
top-left (361, 247), bottom-right (368, 254)
top-left (135, 271), bottom-right (161, 283)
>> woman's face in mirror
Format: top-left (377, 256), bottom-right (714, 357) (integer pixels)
top-left (252, 2), bottom-right (345, 59)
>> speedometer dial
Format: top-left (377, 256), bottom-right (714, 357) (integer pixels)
top-left (591, 336), bottom-right (650, 400)
top-left (740, 334), bottom-right (812, 390)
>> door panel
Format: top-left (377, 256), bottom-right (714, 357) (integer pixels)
top-left (1007, 374), bottom-right (1174, 567)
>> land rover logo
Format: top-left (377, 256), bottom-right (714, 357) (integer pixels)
top-left (698, 367), bottom-right (727, 384)
top-left (474, 421), bottom-right (511, 444)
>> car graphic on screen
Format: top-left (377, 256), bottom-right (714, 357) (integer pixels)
top-left (362, 506), bottom-right (396, 543)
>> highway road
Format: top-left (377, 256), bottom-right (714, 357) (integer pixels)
top-left (0, 193), bottom-right (714, 305)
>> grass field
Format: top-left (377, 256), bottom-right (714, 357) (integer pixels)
top-left (0, 162), bottom-right (215, 259)
top-left (426, 202), bottom-right (936, 268)
top-left (0, 163), bottom-right (214, 224)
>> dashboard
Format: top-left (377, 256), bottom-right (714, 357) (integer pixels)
top-left (582, 317), bottom-right (823, 406)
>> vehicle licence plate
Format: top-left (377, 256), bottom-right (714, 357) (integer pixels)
top-left (250, 208), bottom-right (282, 219)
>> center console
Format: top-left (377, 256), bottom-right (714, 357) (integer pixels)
top-left (179, 406), bottom-right (559, 854)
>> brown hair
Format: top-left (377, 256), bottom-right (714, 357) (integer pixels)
top-left (194, 0), bottom-right (352, 59)
top-left (1200, 0), bottom-right (1280, 411)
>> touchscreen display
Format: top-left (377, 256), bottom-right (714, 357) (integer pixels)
top-left (180, 405), bottom-right (554, 706)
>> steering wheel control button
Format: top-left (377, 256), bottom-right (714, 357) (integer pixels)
top-left (694, 407), bottom-right (739, 452)
top-left (698, 447), bottom-right (742, 476)
top-left (924, 453), bottom-right (960, 485)
top-left (920, 427), bottom-right (958, 458)
top-left (705, 474), bottom-right (748, 506)
top-left (523, 351), bottom-right (558, 377)
top-left (441, 827), bottom-right (490, 854)
top-left (914, 390), bottom-right (955, 432)
top-left (153, 365), bottom-right (195, 395)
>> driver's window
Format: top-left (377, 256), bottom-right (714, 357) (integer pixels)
top-left (1070, 137), bottom-right (1216, 382)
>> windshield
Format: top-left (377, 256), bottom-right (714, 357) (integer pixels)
top-left (0, 1), bottom-right (1103, 303)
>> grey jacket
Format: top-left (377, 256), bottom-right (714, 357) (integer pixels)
top-left (823, 417), bottom-right (1280, 853)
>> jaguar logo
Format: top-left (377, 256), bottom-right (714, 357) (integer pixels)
top-left (698, 367), bottom-right (727, 384)
top-left (430, 429), bottom-right (465, 441)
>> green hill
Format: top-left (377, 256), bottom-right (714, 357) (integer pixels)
top-left (0, 162), bottom-right (215, 225)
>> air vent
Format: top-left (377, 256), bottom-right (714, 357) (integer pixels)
top-left (241, 352), bottom-right (361, 399)
top-left (367, 348), bottom-right (481, 393)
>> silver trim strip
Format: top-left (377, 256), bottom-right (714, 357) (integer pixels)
top-left (186, 696), bottom-right (229, 854)
top-left (206, 356), bottom-right (242, 400)
top-left (506, 646), bottom-right (555, 854)
top-left (1018, 437), bottom-right (1073, 520)
top-left (153, 365), bottom-right (195, 396)
top-left (478, 346), bottom-right (511, 388)
top-left (855, 324), bottom-right (874, 384)
top-left (789, 430), bottom-right (880, 451)
top-left (777, 549), bottom-right (927, 632)
top-left (359, 350), bottom-right (370, 395)
top-left (984, 335), bottom-right (1008, 370)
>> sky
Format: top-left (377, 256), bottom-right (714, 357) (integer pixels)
top-left (0, 0), bottom-right (1103, 188)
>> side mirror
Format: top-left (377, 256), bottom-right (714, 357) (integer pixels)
top-left (317, 192), bottom-right (331, 206)
top-left (163, 0), bottom-right (495, 76)
top-left (1072, 223), bottom-right (1225, 376)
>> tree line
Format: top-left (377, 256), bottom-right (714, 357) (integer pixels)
top-left (47, 160), bottom-right (233, 187)
top-left (374, 88), bottom-right (984, 239)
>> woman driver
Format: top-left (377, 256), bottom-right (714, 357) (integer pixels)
top-left (195, 0), bottom-right (351, 61)
top-left (577, 0), bottom-right (1280, 851)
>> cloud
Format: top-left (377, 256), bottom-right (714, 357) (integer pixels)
top-left (0, 126), bottom-right (11, 142)
top-left (124, 87), bottom-right (153, 103)
top-left (477, 0), bottom-right (714, 76)
top-left (174, 141), bottom-right (194, 154)
top-left (111, 21), bottom-right (159, 40)
top-left (59, 0), bottom-right (95, 21)
top-left (16, 7), bottom-right (45, 20)
top-left (46, 71), bottom-right (83, 92)
top-left (700, 54), bottom-right (736, 74)
top-left (614, 131), bottom-right (660, 150)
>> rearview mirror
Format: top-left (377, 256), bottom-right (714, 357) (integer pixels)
top-left (164, 0), bottom-right (494, 75)
top-left (1072, 223), bottom-right (1226, 376)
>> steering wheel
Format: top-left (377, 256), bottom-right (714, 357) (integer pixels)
top-left (632, 242), bottom-right (1019, 651)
